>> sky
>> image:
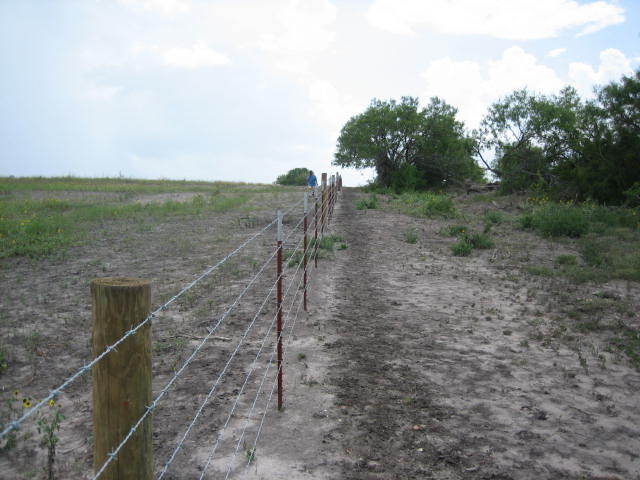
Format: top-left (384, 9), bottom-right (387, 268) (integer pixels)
top-left (0, 0), bottom-right (638, 186)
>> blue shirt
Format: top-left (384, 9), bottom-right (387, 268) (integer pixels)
top-left (308, 174), bottom-right (317, 187)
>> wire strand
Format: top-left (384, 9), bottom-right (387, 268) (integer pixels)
top-left (156, 231), bottom-right (307, 478)
top-left (197, 238), bottom-right (309, 479)
top-left (0, 215), bottom-right (279, 440)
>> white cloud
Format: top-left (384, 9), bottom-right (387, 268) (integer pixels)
top-left (162, 42), bottom-right (229, 69)
top-left (117, 0), bottom-right (190, 15)
top-left (569, 48), bottom-right (634, 96)
top-left (421, 46), bottom-right (564, 127)
top-left (547, 48), bottom-right (567, 58)
top-left (307, 79), bottom-right (360, 131)
top-left (211, 0), bottom-right (337, 76)
top-left (367, 0), bottom-right (624, 39)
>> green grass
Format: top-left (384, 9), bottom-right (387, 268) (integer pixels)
top-left (404, 228), bottom-right (419, 244)
top-left (394, 192), bottom-right (456, 218)
top-left (519, 202), bottom-right (639, 238)
top-left (355, 193), bottom-right (378, 210)
top-left (447, 227), bottom-right (493, 256)
top-left (451, 239), bottom-right (473, 256)
top-left (0, 189), bottom-right (255, 258)
top-left (556, 254), bottom-right (578, 266)
top-left (483, 210), bottom-right (505, 225)
top-left (0, 176), bottom-right (289, 195)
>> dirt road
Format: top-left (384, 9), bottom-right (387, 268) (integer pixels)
top-left (253, 188), bottom-right (640, 479)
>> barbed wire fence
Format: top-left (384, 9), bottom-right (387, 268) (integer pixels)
top-left (0, 173), bottom-right (343, 479)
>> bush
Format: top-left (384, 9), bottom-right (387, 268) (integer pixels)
top-left (404, 228), bottom-right (419, 244)
top-left (275, 168), bottom-right (311, 186)
top-left (395, 192), bottom-right (456, 218)
top-left (451, 238), bottom-right (473, 256)
top-left (356, 193), bottom-right (378, 210)
top-left (465, 232), bottom-right (494, 249)
top-left (519, 203), bottom-right (589, 237)
top-left (556, 254), bottom-right (578, 266)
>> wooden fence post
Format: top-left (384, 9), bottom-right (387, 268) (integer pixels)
top-left (91, 278), bottom-right (152, 480)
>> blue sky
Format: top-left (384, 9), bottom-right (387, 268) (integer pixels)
top-left (1, 0), bottom-right (638, 186)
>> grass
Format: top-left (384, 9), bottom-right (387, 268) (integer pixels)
top-left (394, 191), bottom-right (456, 218)
top-left (404, 228), bottom-right (419, 244)
top-left (355, 193), bottom-right (378, 210)
top-left (0, 179), bottom-right (295, 258)
top-left (517, 201), bottom-right (640, 283)
top-left (0, 176), bottom-right (288, 195)
top-left (519, 202), bottom-right (639, 238)
top-left (445, 224), bottom-right (494, 257)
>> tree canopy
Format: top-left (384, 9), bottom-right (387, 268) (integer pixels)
top-left (275, 168), bottom-right (311, 186)
top-left (478, 70), bottom-right (640, 204)
top-left (334, 96), bottom-right (484, 190)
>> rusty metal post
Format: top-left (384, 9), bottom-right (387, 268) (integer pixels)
top-left (276, 210), bottom-right (284, 411)
top-left (314, 189), bottom-right (319, 268)
top-left (303, 193), bottom-right (308, 312)
top-left (321, 173), bottom-right (327, 236)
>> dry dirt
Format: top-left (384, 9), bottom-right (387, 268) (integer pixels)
top-left (1, 187), bottom-right (639, 480)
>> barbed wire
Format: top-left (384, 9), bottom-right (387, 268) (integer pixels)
top-left (92, 209), bottom-right (310, 479)
top-left (156, 229), bottom-right (308, 478)
top-left (223, 269), bottom-right (315, 480)
top-left (239, 265), bottom-right (310, 476)
top-left (198, 239), bottom-right (310, 479)
top-left (0, 194), bottom-right (312, 440)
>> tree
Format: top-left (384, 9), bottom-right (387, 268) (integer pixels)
top-left (275, 168), bottom-right (311, 186)
top-left (478, 70), bottom-right (640, 203)
top-left (334, 96), bottom-right (483, 190)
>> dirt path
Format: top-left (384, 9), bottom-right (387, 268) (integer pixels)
top-left (265, 189), bottom-right (640, 479)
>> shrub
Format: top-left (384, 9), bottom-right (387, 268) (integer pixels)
top-left (446, 225), bottom-right (467, 236)
top-left (275, 168), bottom-right (311, 186)
top-left (395, 192), bottom-right (456, 218)
top-left (356, 193), bottom-right (378, 210)
top-left (465, 232), bottom-right (494, 249)
top-left (519, 203), bottom-right (589, 237)
top-left (483, 210), bottom-right (504, 225)
top-left (556, 254), bottom-right (578, 266)
top-left (404, 228), bottom-right (419, 244)
top-left (451, 239), bottom-right (473, 256)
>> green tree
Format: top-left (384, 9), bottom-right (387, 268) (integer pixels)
top-left (275, 168), bottom-right (311, 186)
top-left (334, 96), bottom-right (483, 190)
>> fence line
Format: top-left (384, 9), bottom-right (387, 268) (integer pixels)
top-left (224, 269), bottom-right (317, 479)
top-left (156, 228), bottom-right (309, 478)
top-left (2, 176), bottom-right (341, 480)
top-left (198, 237), bottom-right (311, 479)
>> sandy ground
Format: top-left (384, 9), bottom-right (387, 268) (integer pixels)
top-left (1, 187), bottom-right (639, 479)
top-left (243, 189), bottom-right (640, 480)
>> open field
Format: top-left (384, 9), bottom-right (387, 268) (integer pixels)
top-left (1, 179), bottom-right (639, 479)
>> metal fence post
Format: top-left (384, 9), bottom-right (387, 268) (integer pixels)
top-left (314, 189), bottom-right (319, 268)
top-left (303, 193), bottom-right (308, 312)
top-left (276, 211), bottom-right (284, 411)
top-left (91, 278), bottom-right (152, 480)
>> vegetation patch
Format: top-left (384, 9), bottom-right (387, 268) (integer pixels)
top-left (356, 193), bottom-right (378, 210)
top-left (394, 192), bottom-right (456, 218)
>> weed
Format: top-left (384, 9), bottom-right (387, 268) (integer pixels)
top-left (404, 228), bottom-right (419, 244)
top-left (394, 192), bottom-right (456, 218)
top-left (446, 225), bottom-right (468, 237)
top-left (338, 242), bottom-right (348, 250)
top-left (297, 352), bottom-right (306, 361)
top-left (526, 265), bottom-right (555, 277)
top-left (465, 232), bottom-right (494, 249)
top-left (356, 193), bottom-right (378, 210)
top-left (556, 254), bottom-right (577, 266)
top-left (483, 210), bottom-right (504, 225)
top-left (0, 346), bottom-right (7, 376)
top-left (246, 447), bottom-right (256, 464)
top-left (451, 239), bottom-right (473, 256)
top-left (37, 398), bottom-right (64, 480)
